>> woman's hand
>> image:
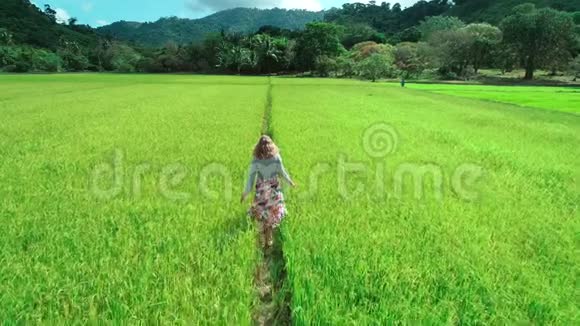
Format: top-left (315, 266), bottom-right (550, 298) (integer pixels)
top-left (240, 192), bottom-right (249, 203)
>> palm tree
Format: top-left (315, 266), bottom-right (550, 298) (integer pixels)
top-left (218, 42), bottom-right (255, 74)
top-left (0, 28), bottom-right (13, 45)
top-left (251, 34), bottom-right (283, 75)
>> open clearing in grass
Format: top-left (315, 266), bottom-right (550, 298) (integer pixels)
top-left (0, 75), bottom-right (579, 324)
top-left (406, 83), bottom-right (580, 114)
top-left (272, 78), bottom-right (579, 324)
top-left (0, 74), bottom-right (268, 322)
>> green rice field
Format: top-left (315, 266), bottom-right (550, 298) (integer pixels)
top-left (0, 74), bottom-right (578, 324)
top-left (406, 83), bottom-right (580, 114)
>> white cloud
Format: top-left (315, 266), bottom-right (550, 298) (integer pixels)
top-left (82, 2), bottom-right (94, 13)
top-left (55, 8), bottom-right (71, 24)
top-left (96, 20), bottom-right (109, 26)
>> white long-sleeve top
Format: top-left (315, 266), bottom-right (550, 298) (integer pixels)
top-left (244, 154), bottom-right (292, 193)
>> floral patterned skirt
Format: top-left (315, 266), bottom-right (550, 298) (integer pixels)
top-left (249, 178), bottom-right (286, 228)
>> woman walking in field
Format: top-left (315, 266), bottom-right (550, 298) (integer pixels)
top-left (241, 135), bottom-right (295, 249)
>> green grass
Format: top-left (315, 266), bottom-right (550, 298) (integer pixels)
top-left (1, 74), bottom-right (579, 324)
top-left (271, 78), bottom-right (579, 324)
top-left (0, 74), bottom-right (268, 322)
top-left (476, 68), bottom-right (580, 85)
top-left (406, 83), bottom-right (580, 114)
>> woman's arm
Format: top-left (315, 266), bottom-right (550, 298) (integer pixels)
top-left (244, 163), bottom-right (258, 194)
top-left (278, 155), bottom-right (295, 187)
top-left (242, 163), bottom-right (257, 202)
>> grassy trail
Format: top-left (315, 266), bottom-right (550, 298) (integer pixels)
top-left (252, 78), bottom-right (292, 326)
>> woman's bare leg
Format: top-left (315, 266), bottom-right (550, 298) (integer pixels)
top-left (264, 225), bottom-right (273, 248)
top-left (257, 222), bottom-right (266, 249)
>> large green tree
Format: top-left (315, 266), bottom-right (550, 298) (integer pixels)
top-left (294, 22), bottom-right (343, 71)
top-left (418, 16), bottom-right (465, 41)
top-left (340, 23), bottom-right (384, 49)
top-left (356, 52), bottom-right (396, 82)
top-left (0, 28), bottom-right (14, 45)
top-left (57, 39), bottom-right (90, 71)
top-left (429, 28), bottom-right (472, 78)
top-left (501, 4), bottom-right (576, 79)
top-left (217, 43), bottom-right (255, 74)
top-left (463, 23), bottom-right (502, 73)
top-left (394, 42), bottom-right (429, 78)
top-left (570, 55), bottom-right (580, 80)
top-left (250, 34), bottom-right (287, 74)
top-left (425, 22), bottom-right (502, 77)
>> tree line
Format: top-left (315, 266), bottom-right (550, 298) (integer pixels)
top-left (1, 1), bottom-right (579, 81)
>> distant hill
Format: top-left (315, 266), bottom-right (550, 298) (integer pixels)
top-left (449, 0), bottom-right (580, 24)
top-left (97, 8), bottom-right (324, 47)
top-left (0, 0), bottom-right (99, 50)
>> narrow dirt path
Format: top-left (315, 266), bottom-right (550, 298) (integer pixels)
top-left (253, 239), bottom-right (292, 325)
top-left (261, 78), bottom-right (274, 137)
top-left (252, 78), bottom-right (292, 326)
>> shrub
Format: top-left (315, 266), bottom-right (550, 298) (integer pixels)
top-left (356, 52), bottom-right (396, 82)
top-left (0, 45), bottom-right (20, 67)
top-left (570, 56), bottom-right (580, 79)
top-left (315, 55), bottom-right (338, 77)
top-left (394, 42), bottom-right (428, 78)
top-left (30, 49), bottom-right (61, 72)
top-left (14, 61), bottom-right (32, 72)
top-left (351, 42), bottom-right (395, 61)
top-left (336, 55), bottom-right (356, 78)
top-left (2, 64), bottom-right (18, 72)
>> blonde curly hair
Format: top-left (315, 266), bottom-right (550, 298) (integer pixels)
top-left (253, 135), bottom-right (279, 160)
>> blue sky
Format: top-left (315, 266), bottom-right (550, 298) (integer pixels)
top-left (33, 0), bottom-right (420, 27)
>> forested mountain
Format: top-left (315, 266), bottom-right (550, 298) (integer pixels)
top-left (324, 0), bottom-right (580, 43)
top-left (97, 8), bottom-right (324, 47)
top-left (96, 19), bottom-right (221, 48)
top-left (201, 8), bottom-right (325, 32)
top-left (0, 0), bottom-right (99, 50)
top-left (449, 0), bottom-right (580, 24)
